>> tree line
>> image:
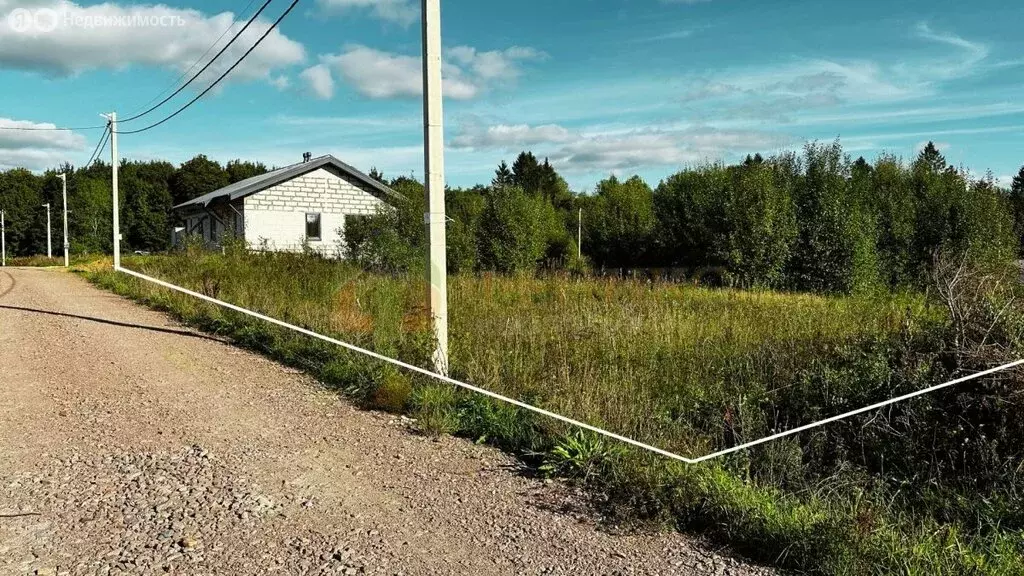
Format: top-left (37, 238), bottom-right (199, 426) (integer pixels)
top-left (2, 140), bottom-right (1024, 294)
top-left (0, 155), bottom-right (266, 256)
top-left (350, 142), bottom-right (1024, 294)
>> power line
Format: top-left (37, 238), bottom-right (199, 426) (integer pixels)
top-left (0, 124), bottom-right (106, 132)
top-left (84, 125), bottom-right (111, 167)
top-left (126, 0), bottom-right (261, 118)
top-left (120, 0), bottom-right (276, 123)
top-left (115, 0), bottom-right (301, 136)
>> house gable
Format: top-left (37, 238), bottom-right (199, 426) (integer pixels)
top-left (242, 166), bottom-right (386, 254)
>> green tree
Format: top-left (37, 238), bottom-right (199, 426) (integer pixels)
top-left (368, 167), bottom-right (386, 184)
top-left (121, 161), bottom-right (175, 251)
top-left (492, 161), bottom-right (513, 190)
top-left (344, 177), bottom-right (426, 273)
top-left (583, 175), bottom-right (655, 268)
top-left (511, 152), bottom-right (542, 194)
top-left (447, 187), bottom-right (486, 273)
top-left (1008, 166), bottom-right (1024, 256)
top-left (225, 159), bottom-right (268, 184)
top-left (869, 155), bottom-right (916, 286)
top-left (723, 160), bottom-right (798, 287)
top-left (478, 186), bottom-right (550, 274)
top-left (653, 165), bottom-right (730, 268)
top-left (789, 141), bottom-right (875, 292)
top-left (169, 155), bottom-right (229, 206)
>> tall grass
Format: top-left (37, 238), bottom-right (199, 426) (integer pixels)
top-left (80, 250), bottom-right (1024, 575)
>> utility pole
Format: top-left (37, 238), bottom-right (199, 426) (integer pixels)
top-left (1, 210), bottom-right (5, 267)
top-left (108, 112), bottom-right (120, 270)
top-left (578, 207), bottom-right (582, 259)
top-left (422, 0), bottom-right (448, 374)
top-left (58, 173), bottom-right (69, 267)
top-left (43, 203), bottom-right (51, 258)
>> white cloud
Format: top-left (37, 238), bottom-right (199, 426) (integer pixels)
top-left (0, 117), bottom-right (88, 171)
top-left (674, 23), bottom-right (995, 126)
top-left (315, 0), bottom-right (417, 26)
top-left (0, 0), bottom-right (305, 86)
top-left (452, 123), bottom-right (573, 149)
top-left (550, 127), bottom-right (791, 172)
top-left (270, 74), bottom-right (290, 90)
top-left (451, 121), bottom-right (791, 172)
top-left (995, 175), bottom-right (1017, 190)
top-left (300, 64), bottom-right (335, 99)
top-left (309, 44), bottom-right (544, 100)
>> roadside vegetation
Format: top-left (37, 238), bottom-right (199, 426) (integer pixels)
top-left (82, 247), bottom-right (1024, 576)
top-left (10, 139), bottom-right (1024, 574)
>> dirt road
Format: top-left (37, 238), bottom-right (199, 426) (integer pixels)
top-left (0, 268), bottom-right (772, 576)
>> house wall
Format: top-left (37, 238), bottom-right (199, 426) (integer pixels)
top-left (174, 202), bottom-right (243, 249)
top-left (243, 167), bottom-right (385, 256)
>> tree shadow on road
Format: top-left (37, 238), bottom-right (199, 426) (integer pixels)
top-left (0, 305), bottom-right (228, 344)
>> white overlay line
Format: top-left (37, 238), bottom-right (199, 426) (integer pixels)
top-left (117, 266), bottom-right (1024, 465)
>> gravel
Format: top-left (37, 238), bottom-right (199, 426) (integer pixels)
top-left (0, 268), bottom-right (776, 575)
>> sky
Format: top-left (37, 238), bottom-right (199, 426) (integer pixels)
top-left (0, 0), bottom-right (1022, 190)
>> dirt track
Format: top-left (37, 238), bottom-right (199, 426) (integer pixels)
top-left (0, 267), bottom-right (773, 576)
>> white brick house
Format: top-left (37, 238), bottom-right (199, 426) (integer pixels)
top-left (172, 155), bottom-right (401, 256)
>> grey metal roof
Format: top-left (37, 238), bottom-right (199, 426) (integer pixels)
top-left (172, 155), bottom-right (402, 210)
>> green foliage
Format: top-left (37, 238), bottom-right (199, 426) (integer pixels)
top-left (540, 430), bottom-right (625, 481)
top-left (1010, 166), bottom-right (1024, 256)
top-left (723, 158), bottom-right (798, 287)
top-left (410, 384), bottom-right (461, 436)
top-left (478, 186), bottom-right (550, 273)
top-left (225, 159), bottom-right (268, 184)
top-left (168, 154), bottom-right (229, 206)
top-left (446, 187), bottom-right (485, 273)
top-left (582, 175), bottom-right (656, 268)
top-left (81, 251), bottom-right (1024, 575)
top-left (653, 164), bottom-right (730, 269)
top-left (1, 140), bottom-right (1019, 300)
top-left (343, 177), bottom-right (427, 273)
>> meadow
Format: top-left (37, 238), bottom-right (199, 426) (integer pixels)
top-left (80, 249), bottom-right (1024, 575)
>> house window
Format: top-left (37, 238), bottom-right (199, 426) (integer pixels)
top-left (306, 213), bottom-right (322, 241)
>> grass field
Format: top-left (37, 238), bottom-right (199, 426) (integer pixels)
top-left (79, 249), bottom-right (1024, 575)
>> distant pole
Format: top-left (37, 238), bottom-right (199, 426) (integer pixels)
top-left (44, 203), bottom-right (51, 258)
top-left (59, 173), bottom-right (69, 267)
top-left (578, 207), bottom-right (582, 259)
top-left (109, 112), bottom-right (120, 270)
top-left (422, 0), bottom-right (448, 374)
top-left (1, 210), bottom-right (5, 267)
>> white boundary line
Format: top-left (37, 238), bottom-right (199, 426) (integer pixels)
top-left (117, 265), bottom-right (1024, 464)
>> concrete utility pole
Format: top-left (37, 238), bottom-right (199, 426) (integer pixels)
top-left (58, 173), bottom-right (69, 267)
top-left (1, 210), bottom-right (5, 267)
top-left (422, 0), bottom-right (448, 374)
top-left (43, 203), bottom-right (51, 258)
top-left (109, 112), bottom-right (121, 270)
top-left (578, 208), bottom-right (582, 259)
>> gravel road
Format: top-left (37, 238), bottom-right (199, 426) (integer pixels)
top-left (0, 267), bottom-right (775, 576)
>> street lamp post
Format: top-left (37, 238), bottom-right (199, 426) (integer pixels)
top-left (58, 173), bottom-right (69, 267)
top-left (43, 203), bottom-right (51, 259)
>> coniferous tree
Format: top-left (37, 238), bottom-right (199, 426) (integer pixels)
top-left (492, 161), bottom-right (513, 190)
top-left (511, 151), bottom-right (542, 193)
top-left (1010, 166), bottom-right (1024, 256)
top-left (368, 167), bottom-right (387, 185)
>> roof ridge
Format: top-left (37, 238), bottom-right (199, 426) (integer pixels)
top-left (172, 154), bottom-right (400, 211)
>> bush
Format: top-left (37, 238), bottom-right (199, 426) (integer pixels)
top-left (477, 186), bottom-right (551, 274)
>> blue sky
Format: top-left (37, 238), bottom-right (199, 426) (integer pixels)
top-left (0, 0), bottom-right (1022, 190)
